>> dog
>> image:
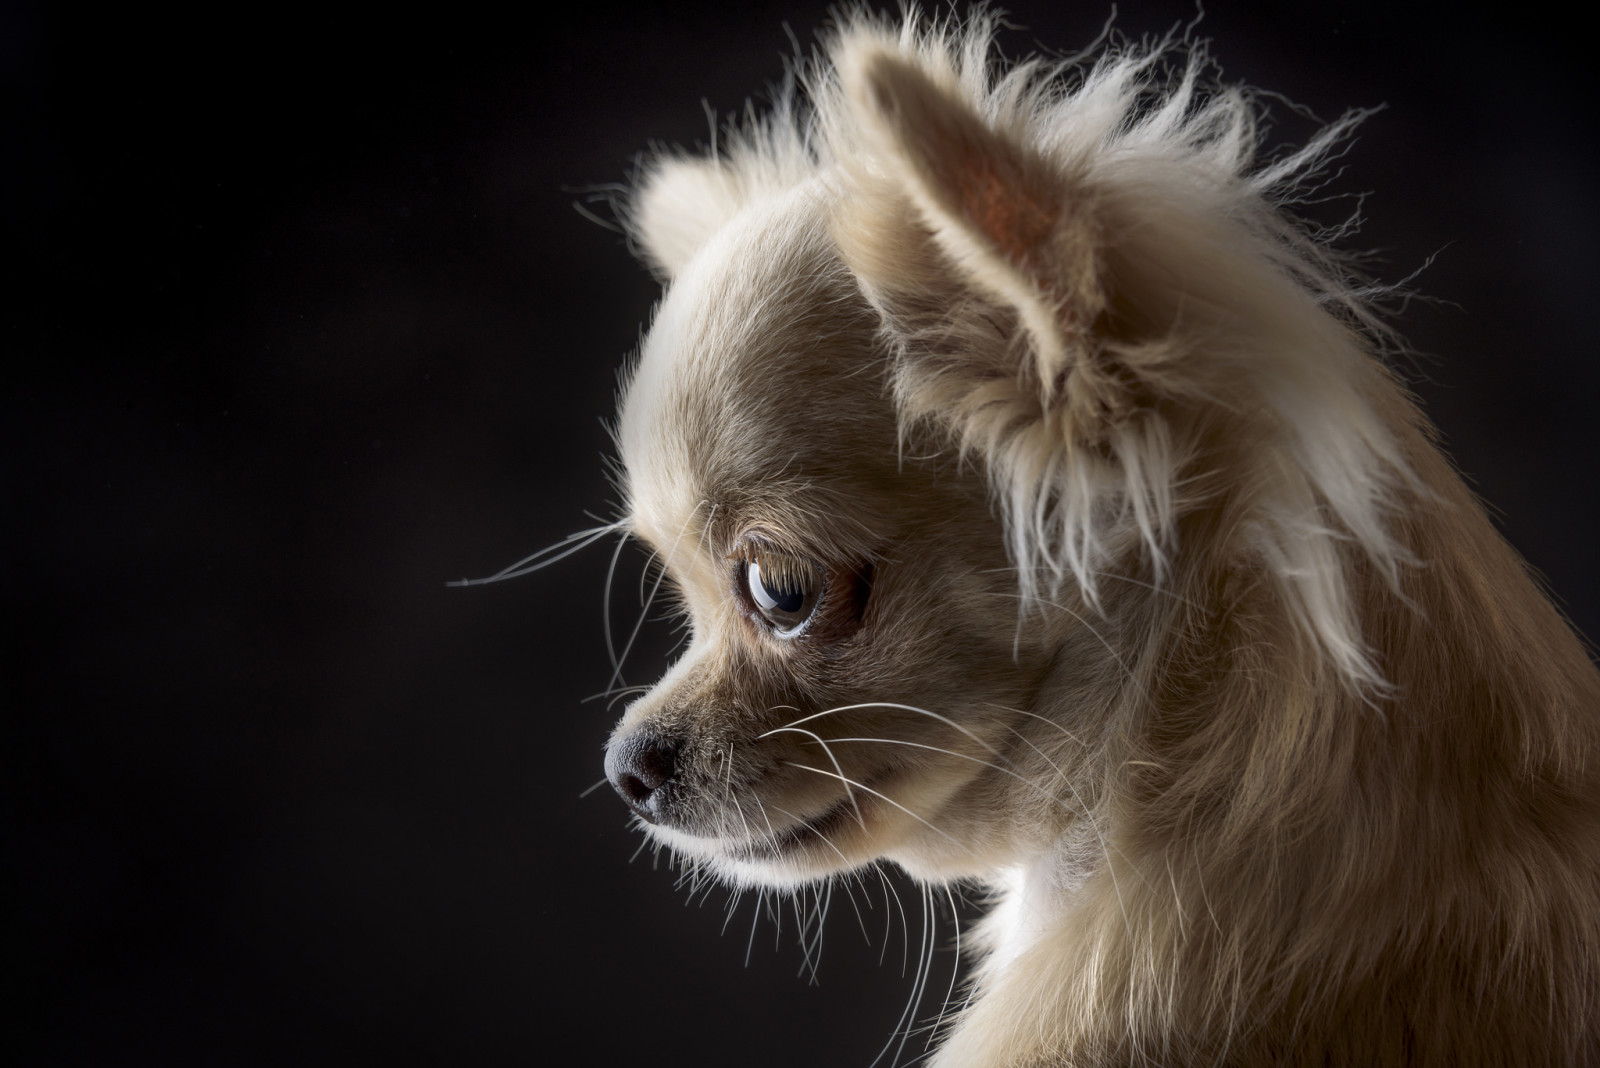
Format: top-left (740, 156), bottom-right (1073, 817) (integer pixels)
top-left (592, 9), bottom-right (1600, 1065)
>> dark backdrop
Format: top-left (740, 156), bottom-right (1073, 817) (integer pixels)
top-left (9, 2), bottom-right (1597, 1065)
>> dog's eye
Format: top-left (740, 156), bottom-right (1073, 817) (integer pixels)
top-left (742, 551), bottom-right (823, 637)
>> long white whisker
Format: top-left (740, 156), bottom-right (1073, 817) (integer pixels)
top-left (989, 718), bottom-right (1143, 936)
top-left (606, 500), bottom-right (708, 693)
top-left (579, 683), bottom-right (653, 708)
top-left (823, 736), bottom-right (1015, 773)
top-left (774, 703), bottom-right (1009, 764)
top-left (789, 891), bottom-right (811, 981)
top-left (882, 883), bottom-right (935, 1068)
top-left (720, 883), bottom-right (743, 936)
top-left (985, 588), bottom-right (1141, 691)
top-left (627, 833), bottom-right (650, 864)
top-left (723, 743), bottom-right (761, 850)
top-left (1005, 706), bottom-right (1092, 749)
top-left (770, 804), bottom-right (854, 869)
top-left (837, 868), bottom-right (875, 947)
top-left (820, 722), bottom-right (1146, 938)
top-left (782, 763), bottom-right (975, 857)
top-left (822, 736), bottom-right (1102, 831)
top-left (1089, 569), bottom-right (1203, 608)
top-left (446, 521), bottom-right (623, 587)
top-left (934, 882), bottom-right (963, 1052)
top-left (606, 551), bottom-right (669, 694)
top-left (811, 880), bottom-right (834, 984)
top-left (978, 563), bottom-right (1203, 609)
top-left (880, 865), bottom-right (908, 974)
top-left (759, 725), bottom-right (866, 830)
top-left (601, 529), bottom-right (629, 679)
top-left (770, 876), bottom-right (783, 953)
top-left (868, 877), bottom-right (919, 1068)
top-left (745, 887), bottom-right (764, 968)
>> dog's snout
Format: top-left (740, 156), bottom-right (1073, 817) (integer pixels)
top-left (605, 730), bottom-right (682, 824)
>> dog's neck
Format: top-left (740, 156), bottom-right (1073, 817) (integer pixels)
top-left (979, 821), bottom-right (1103, 977)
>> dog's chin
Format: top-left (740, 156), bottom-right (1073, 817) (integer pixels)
top-left (642, 785), bottom-right (899, 889)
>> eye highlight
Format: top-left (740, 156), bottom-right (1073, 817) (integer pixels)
top-left (739, 547), bottom-right (823, 637)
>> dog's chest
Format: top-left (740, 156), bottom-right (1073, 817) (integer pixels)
top-left (981, 833), bottom-right (1099, 975)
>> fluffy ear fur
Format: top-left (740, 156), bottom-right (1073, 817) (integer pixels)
top-left (828, 23), bottom-right (1414, 686)
top-left (840, 46), bottom-right (1102, 389)
top-left (832, 32), bottom-right (1191, 624)
top-left (628, 93), bottom-right (818, 280)
top-left (628, 156), bottom-right (752, 279)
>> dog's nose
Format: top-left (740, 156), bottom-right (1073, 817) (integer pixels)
top-left (604, 730), bottom-right (682, 824)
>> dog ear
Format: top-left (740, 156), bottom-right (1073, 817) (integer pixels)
top-left (838, 46), bottom-right (1109, 422)
top-left (836, 42), bottom-right (1178, 607)
top-left (628, 156), bottom-right (751, 280)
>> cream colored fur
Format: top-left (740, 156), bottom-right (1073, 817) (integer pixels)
top-left (600, 9), bottom-right (1600, 1065)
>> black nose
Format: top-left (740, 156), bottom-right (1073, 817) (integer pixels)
top-left (604, 730), bottom-right (682, 824)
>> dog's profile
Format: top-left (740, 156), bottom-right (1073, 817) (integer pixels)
top-left (594, 9), bottom-right (1600, 1065)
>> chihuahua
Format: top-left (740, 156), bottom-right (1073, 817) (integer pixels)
top-left (592, 9), bottom-right (1600, 1066)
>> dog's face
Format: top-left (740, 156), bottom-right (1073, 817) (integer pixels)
top-left (603, 185), bottom-right (1091, 888)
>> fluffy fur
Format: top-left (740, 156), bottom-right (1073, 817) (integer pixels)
top-left (596, 9), bottom-right (1600, 1065)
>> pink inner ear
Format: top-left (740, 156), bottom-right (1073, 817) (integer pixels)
top-left (958, 156), bottom-right (1071, 324)
top-left (962, 160), bottom-right (1056, 268)
top-left (953, 160), bottom-right (1056, 267)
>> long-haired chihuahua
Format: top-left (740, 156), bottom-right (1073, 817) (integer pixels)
top-left (575, 9), bottom-right (1600, 1065)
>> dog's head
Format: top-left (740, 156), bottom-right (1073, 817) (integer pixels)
top-left (604, 177), bottom-right (1058, 886)
top-left (601, 16), bottom-right (1411, 890)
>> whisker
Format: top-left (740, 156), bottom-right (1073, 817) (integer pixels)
top-left (781, 763), bottom-right (976, 857)
top-left (745, 887), bottom-right (765, 968)
top-left (606, 549), bottom-right (669, 694)
top-left (880, 864), bottom-right (909, 974)
top-left (822, 736), bottom-right (1016, 776)
top-left (989, 718), bottom-right (1145, 935)
top-left (771, 702), bottom-right (1009, 764)
top-left (606, 499), bottom-right (709, 694)
top-left (446, 520), bottom-right (623, 587)
top-left (983, 588), bottom-right (1142, 692)
top-left (1004, 705), bottom-right (1092, 749)
top-left (817, 725), bottom-right (1149, 929)
top-left (627, 834), bottom-right (650, 865)
top-left (875, 882), bottom-right (934, 1068)
top-left (720, 883), bottom-right (746, 937)
top-left (771, 804), bottom-right (854, 869)
top-left (820, 735), bottom-right (1103, 832)
top-left (723, 744), bottom-right (761, 849)
top-left (760, 725), bottom-right (867, 830)
top-left (1089, 569), bottom-right (1203, 608)
top-left (579, 683), bottom-right (653, 707)
top-left (976, 564), bottom-right (1203, 609)
top-left (836, 868), bottom-right (875, 948)
top-left (601, 529), bottom-right (630, 680)
top-left (933, 882), bottom-right (963, 1052)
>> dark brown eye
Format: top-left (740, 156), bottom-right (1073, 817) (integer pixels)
top-left (741, 551), bottom-right (823, 637)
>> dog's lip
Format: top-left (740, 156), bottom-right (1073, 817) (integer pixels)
top-left (733, 769), bottom-right (894, 861)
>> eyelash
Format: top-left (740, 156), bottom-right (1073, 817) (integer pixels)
top-left (734, 543), bottom-right (825, 639)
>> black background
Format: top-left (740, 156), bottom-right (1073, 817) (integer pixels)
top-left (9, 2), bottom-right (1597, 1065)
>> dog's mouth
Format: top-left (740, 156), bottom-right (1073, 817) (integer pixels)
top-left (728, 769), bottom-right (894, 863)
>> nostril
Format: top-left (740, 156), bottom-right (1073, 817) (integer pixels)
top-left (616, 770), bottom-right (655, 808)
top-left (604, 730), bottom-right (682, 824)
